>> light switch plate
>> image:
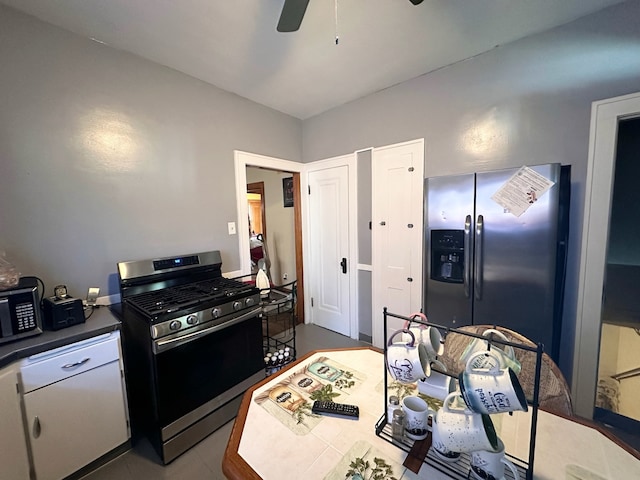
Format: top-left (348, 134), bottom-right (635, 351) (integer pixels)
top-left (228, 222), bottom-right (237, 235)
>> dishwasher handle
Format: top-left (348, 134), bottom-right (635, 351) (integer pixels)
top-left (61, 357), bottom-right (90, 369)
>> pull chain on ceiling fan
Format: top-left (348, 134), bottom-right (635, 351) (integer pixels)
top-left (335, 0), bottom-right (339, 45)
top-left (277, 0), bottom-right (424, 33)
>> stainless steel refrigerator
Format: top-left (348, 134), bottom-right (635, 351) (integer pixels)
top-left (423, 163), bottom-right (570, 361)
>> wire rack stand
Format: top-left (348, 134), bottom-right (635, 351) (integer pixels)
top-left (260, 280), bottom-right (297, 375)
top-left (376, 308), bottom-right (543, 480)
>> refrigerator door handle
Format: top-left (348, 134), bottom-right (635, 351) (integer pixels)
top-left (464, 215), bottom-right (472, 298)
top-left (475, 214), bottom-right (484, 300)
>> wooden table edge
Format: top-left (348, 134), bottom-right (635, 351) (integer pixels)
top-left (222, 346), bottom-right (639, 479)
top-left (222, 346), bottom-right (383, 479)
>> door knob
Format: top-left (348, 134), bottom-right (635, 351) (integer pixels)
top-left (340, 258), bottom-right (347, 274)
top-left (380, 221), bottom-right (386, 226)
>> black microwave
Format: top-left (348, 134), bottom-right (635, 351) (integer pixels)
top-left (0, 277), bottom-right (43, 345)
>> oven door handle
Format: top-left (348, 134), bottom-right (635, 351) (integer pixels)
top-left (153, 306), bottom-right (262, 354)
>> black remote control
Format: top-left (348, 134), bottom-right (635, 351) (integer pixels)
top-left (311, 400), bottom-right (360, 419)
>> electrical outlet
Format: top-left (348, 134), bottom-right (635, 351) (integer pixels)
top-left (283, 273), bottom-right (288, 280)
top-left (228, 222), bottom-right (236, 235)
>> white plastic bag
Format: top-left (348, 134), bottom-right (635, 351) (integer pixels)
top-left (0, 251), bottom-right (20, 290)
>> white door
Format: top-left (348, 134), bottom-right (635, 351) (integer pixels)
top-left (372, 139), bottom-right (424, 347)
top-left (308, 165), bottom-right (351, 336)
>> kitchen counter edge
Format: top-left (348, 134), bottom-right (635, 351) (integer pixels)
top-left (0, 305), bottom-right (121, 368)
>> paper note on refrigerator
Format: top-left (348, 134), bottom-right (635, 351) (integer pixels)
top-left (491, 166), bottom-right (555, 217)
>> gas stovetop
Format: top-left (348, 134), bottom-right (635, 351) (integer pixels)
top-left (117, 251), bottom-right (261, 333)
top-left (125, 277), bottom-right (256, 318)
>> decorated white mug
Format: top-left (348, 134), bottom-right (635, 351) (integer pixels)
top-left (470, 438), bottom-right (520, 480)
top-left (459, 328), bottom-right (521, 375)
top-left (402, 312), bottom-right (444, 359)
top-left (430, 415), bottom-right (461, 462)
top-left (401, 395), bottom-right (435, 441)
top-left (386, 329), bottom-right (430, 383)
top-left (417, 360), bottom-right (457, 401)
top-left (434, 392), bottom-right (499, 453)
top-left (459, 351), bottom-right (528, 414)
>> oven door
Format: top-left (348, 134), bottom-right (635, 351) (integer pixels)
top-left (153, 307), bottom-right (264, 431)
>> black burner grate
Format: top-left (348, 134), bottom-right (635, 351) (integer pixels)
top-left (126, 277), bottom-right (254, 317)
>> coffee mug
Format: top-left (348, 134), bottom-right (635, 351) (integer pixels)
top-left (470, 438), bottom-right (520, 480)
top-left (459, 351), bottom-right (528, 414)
top-left (460, 329), bottom-right (521, 375)
top-left (417, 360), bottom-right (457, 401)
top-left (430, 415), bottom-right (461, 462)
top-left (434, 392), bottom-right (499, 453)
top-left (401, 395), bottom-right (435, 441)
top-left (403, 313), bottom-right (444, 359)
top-left (386, 329), bottom-right (430, 383)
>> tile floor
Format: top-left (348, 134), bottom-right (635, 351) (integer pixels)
top-left (80, 324), bottom-right (368, 480)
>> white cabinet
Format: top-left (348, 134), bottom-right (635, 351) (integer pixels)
top-left (20, 331), bottom-right (129, 480)
top-left (0, 363), bottom-right (30, 479)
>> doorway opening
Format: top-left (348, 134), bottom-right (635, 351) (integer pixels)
top-left (574, 92), bottom-right (640, 452)
top-left (247, 181), bottom-right (269, 278)
top-left (593, 117), bottom-right (640, 447)
top-left (234, 151), bottom-right (304, 324)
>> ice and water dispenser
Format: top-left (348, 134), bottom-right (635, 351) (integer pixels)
top-left (430, 230), bottom-right (464, 283)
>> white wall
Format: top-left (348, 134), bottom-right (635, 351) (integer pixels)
top-left (0, 5), bottom-right (301, 299)
top-left (301, 0), bottom-right (640, 380)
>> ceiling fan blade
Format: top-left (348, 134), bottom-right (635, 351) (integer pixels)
top-left (277, 0), bottom-right (310, 32)
top-left (409, 0), bottom-right (425, 5)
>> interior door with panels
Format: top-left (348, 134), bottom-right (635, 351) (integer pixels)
top-left (307, 165), bottom-right (351, 336)
top-left (372, 139), bottom-right (424, 347)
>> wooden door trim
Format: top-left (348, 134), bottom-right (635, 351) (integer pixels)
top-left (292, 173), bottom-right (304, 324)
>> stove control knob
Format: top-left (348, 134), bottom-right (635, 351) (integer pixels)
top-left (211, 307), bottom-right (222, 318)
top-left (233, 301), bottom-right (241, 311)
top-left (244, 297), bottom-right (255, 307)
top-left (186, 315), bottom-right (198, 325)
top-left (169, 320), bottom-right (181, 331)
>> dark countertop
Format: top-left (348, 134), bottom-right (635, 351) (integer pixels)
top-left (0, 305), bottom-right (121, 369)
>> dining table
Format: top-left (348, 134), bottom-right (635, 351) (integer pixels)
top-left (222, 347), bottom-right (640, 479)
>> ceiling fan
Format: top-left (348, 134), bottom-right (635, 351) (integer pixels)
top-left (277, 0), bottom-right (425, 33)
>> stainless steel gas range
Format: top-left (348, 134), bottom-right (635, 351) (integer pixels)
top-left (116, 250), bottom-right (264, 464)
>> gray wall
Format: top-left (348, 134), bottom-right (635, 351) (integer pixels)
top-left (301, 0), bottom-right (640, 379)
top-left (0, 5), bottom-right (301, 300)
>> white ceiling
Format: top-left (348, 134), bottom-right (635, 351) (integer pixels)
top-left (1, 0), bottom-right (627, 119)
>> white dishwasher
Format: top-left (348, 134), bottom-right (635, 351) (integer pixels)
top-left (20, 331), bottom-right (130, 480)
